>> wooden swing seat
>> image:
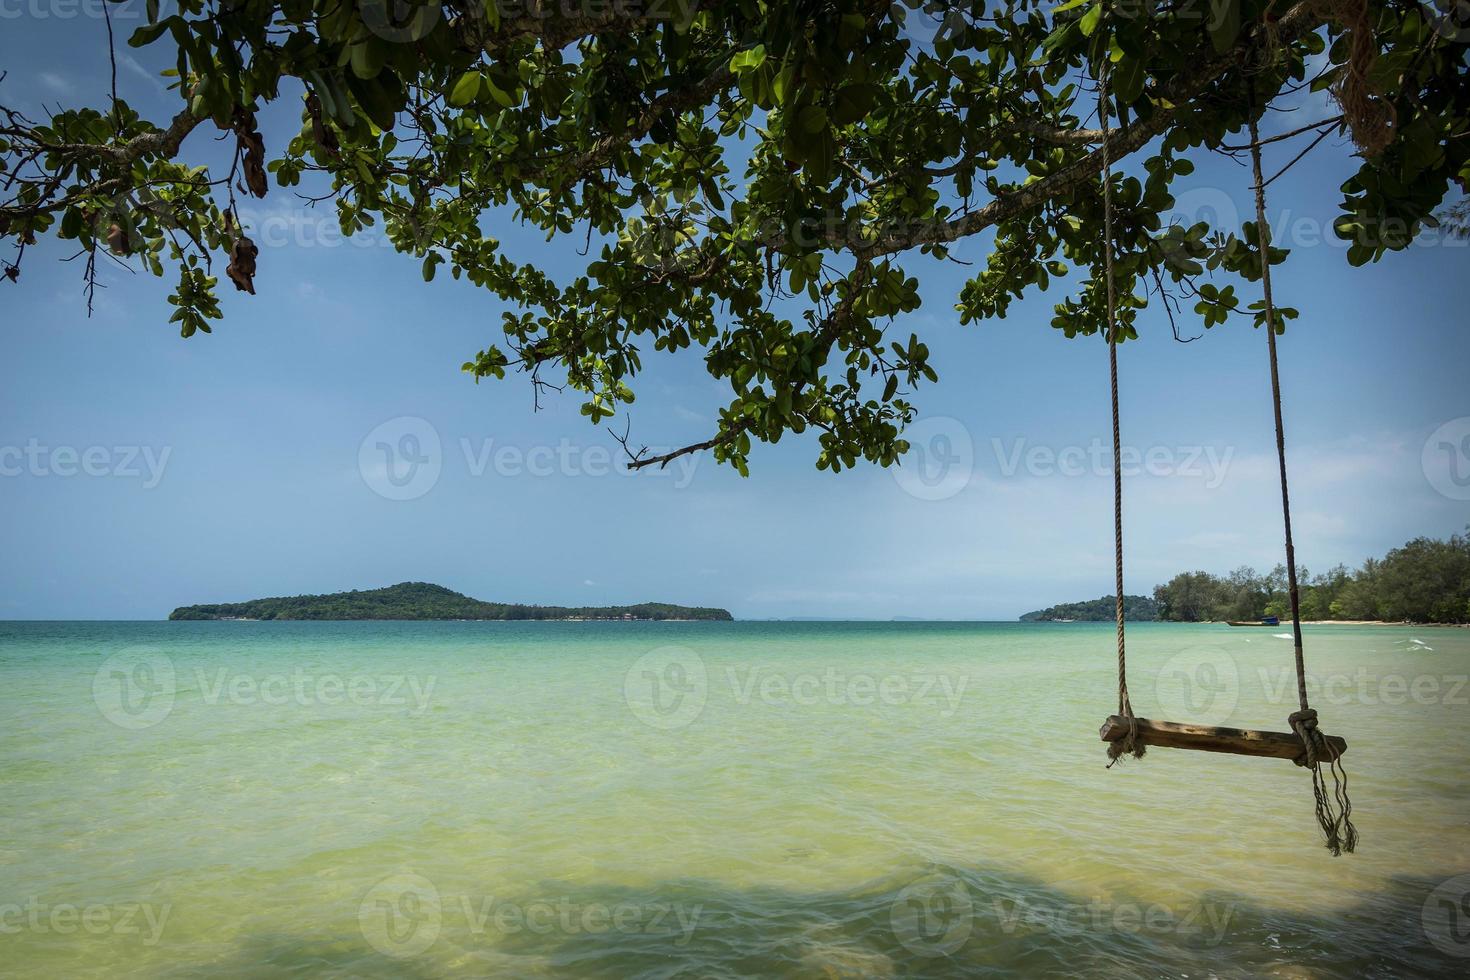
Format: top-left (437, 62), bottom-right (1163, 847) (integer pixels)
top-left (1099, 715), bottom-right (1347, 762)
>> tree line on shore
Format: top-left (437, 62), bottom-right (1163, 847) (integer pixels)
top-left (1022, 529), bottom-right (1470, 624)
top-left (1153, 529), bottom-right (1470, 624)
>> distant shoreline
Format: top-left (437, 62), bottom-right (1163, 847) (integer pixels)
top-left (165, 618), bottom-right (1470, 626)
top-left (194, 616), bottom-right (713, 623)
top-left (1295, 620), bottom-right (1470, 628)
top-left (169, 582), bottom-right (733, 622)
top-left (1021, 617), bottom-right (1469, 627)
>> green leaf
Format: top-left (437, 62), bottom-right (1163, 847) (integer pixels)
top-left (1080, 4), bottom-right (1103, 37)
top-left (60, 207), bottom-right (83, 239)
top-left (831, 84), bottom-right (881, 126)
top-left (484, 78), bottom-right (515, 109)
top-left (349, 40), bottom-right (385, 80)
top-left (798, 103), bottom-right (828, 134)
top-left (128, 19), bottom-right (171, 48)
top-left (772, 63), bottom-right (796, 104)
top-left (730, 45), bottom-right (767, 74)
top-left (1113, 55), bottom-right (1144, 105)
top-left (1043, 20), bottom-right (1082, 56)
top-left (449, 72), bottom-right (481, 108)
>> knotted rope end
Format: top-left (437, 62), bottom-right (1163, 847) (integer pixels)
top-left (1289, 709), bottom-right (1359, 856)
top-left (1105, 714), bottom-right (1147, 767)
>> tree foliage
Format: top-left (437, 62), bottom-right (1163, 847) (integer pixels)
top-left (168, 581), bottom-right (734, 619)
top-left (1019, 593), bottom-right (1160, 620)
top-left (1151, 529), bottom-right (1470, 623)
top-left (2, 0), bottom-right (1466, 471)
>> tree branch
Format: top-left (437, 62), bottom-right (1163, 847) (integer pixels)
top-left (854, 1), bottom-right (1328, 259)
top-left (625, 260), bottom-right (874, 470)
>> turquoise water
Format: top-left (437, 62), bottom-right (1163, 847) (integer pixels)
top-left (1, 620), bottom-right (1467, 977)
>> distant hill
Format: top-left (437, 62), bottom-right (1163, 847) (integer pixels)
top-left (169, 582), bottom-right (733, 622)
top-left (1019, 595), bottom-right (1160, 622)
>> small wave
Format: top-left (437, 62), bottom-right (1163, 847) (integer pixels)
top-left (1273, 633), bottom-right (1293, 640)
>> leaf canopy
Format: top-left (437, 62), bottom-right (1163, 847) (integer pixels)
top-left (1, 0), bottom-right (1465, 471)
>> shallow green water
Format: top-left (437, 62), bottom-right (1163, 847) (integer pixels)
top-left (1, 620), bottom-right (1467, 977)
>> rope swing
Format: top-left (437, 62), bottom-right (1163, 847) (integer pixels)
top-left (1094, 54), bottom-right (1358, 855)
top-left (1247, 112), bottom-right (1358, 856)
top-left (1099, 60), bottom-right (1143, 766)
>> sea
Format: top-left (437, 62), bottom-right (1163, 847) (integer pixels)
top-left (1, 620), bottom-right (1467, 977)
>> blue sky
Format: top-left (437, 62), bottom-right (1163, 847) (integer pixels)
top-left (2, 10), bottom-right (1467, 619)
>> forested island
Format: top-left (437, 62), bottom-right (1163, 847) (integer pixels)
top-left (169, 582), bottom-right (733, 622)
top-left (1023, 529), bottom-right (1470, 625)
top-left (1020, 596), bottom-right (1160, 622)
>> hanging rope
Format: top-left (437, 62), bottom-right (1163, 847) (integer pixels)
top-left (1248, 114), bottom-right (1357, 856)
top-left (1100, 57), bottom-right (1143, 766)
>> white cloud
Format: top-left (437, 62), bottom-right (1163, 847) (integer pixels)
top-left (120, 54), bottom-right (167, 93)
